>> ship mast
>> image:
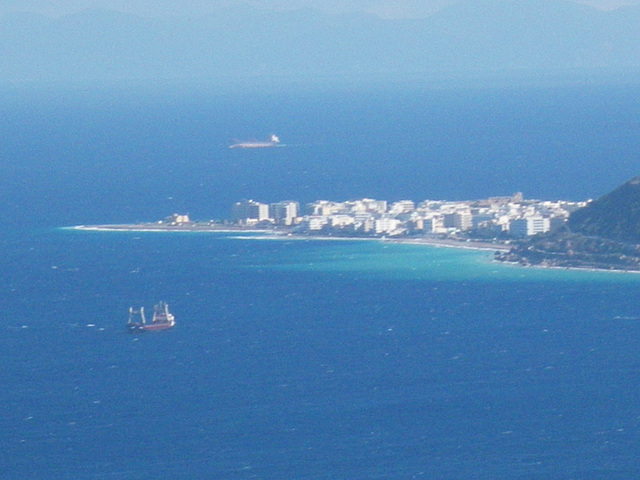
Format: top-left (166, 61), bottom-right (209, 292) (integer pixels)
top-left (128, 306), bottom-right (146, 324)
top-left (127, 302), bottom-right (173, 332)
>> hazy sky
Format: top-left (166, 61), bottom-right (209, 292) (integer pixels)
top-left (2, 0), bottom-right (640, 18)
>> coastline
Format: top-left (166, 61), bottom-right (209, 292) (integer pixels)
top-left (494, 258), bottom-right (640, 275)
top-left (382, 236), bottom-right (510, 252)
top-left (69, 223), bottom-right (510, 252)
top-left (69, 224), bottom-right (279, 234)
top-left (68, 223), bottom-right (640, 274)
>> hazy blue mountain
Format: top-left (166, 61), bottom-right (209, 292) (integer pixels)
top-left (1, 0), bottom-right (639, 83)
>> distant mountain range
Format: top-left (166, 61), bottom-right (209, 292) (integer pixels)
top-left (1, 0), bottom-right (640, 83)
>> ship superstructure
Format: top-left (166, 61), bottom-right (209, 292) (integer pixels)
top-left (127, 301), bottom-right (175, 332)
top-left (230, 134), bottom-right (281, 149)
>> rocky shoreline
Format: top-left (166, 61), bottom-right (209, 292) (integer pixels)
top-left (494, 230), bottom-right (640, 272)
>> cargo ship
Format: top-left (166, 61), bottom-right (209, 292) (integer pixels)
top-left (127, 301), bottom-right (175, 333)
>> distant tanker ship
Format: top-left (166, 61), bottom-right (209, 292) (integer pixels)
top-left (230, 134), bottom-right (281, 149)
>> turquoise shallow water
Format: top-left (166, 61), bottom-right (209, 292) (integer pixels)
top-left (3, 229), bottom-right (640, 479)
top-left (237, 234), bottom-right (640, 283)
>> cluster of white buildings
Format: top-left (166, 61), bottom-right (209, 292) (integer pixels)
top-left (231, 200), bottom-right (300, 226)
top-left (230, 194), bottom-right (587, 237)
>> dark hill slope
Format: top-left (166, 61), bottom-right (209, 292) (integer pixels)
top-left (568, 176), bottom-right (640, 244)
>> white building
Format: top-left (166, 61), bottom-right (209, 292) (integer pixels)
top-left (308, 201), bottom-right (343, 216)
top-left (443, 211), bottom-right (473, 231)
top-left (424, 216), bottom-right (446, 234)
top-left (509, 216), bottom-right (550, 236)
top-left (375, 217), bottom-right (402, 234)
top-left (349, 198), bottom-right (388, 214)
top-left (330, 215), bottom-right (355, 227)
top-left (307, 216), bottom-right (329, 231)
top-left (352, 213), bottom-right (375, 232)
top-left (270, 201), bottom-right (299, 226)
top-left (165, 213), bottom-right (190, 225)
top-left (231, 200), bottom-right (270, 224)
top-left (389, 200), bottom-right (415, 215)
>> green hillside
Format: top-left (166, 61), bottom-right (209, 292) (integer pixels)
top-left (568, 176), bottom-right (640, 243)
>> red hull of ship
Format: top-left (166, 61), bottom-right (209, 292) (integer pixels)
top-left (141, 322), bottom-right (174, 331)
top-left (128, 322), bottom-right (174, 333)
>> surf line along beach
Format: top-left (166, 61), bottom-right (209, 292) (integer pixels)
top-left (70, 223), bottom-right (510, 252)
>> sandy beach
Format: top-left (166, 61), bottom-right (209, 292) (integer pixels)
top-left (70, 223), bottom-right (511, 252)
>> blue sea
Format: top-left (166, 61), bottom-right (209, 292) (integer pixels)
top-left (2, 81), bottom-right (640, 479)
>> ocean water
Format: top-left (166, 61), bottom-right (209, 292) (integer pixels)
top-left (1, 81), bottom-right (640, 227)
top-left (2, 82), bottom-right (640, 479)
top-left (3, 230), bottom-right (640, 479)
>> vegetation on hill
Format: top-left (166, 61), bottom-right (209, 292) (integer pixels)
top-left (567, 176), bottom-right (640, 244)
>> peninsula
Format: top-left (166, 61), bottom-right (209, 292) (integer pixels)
top-left (74, 193), bottom-right (576, 253)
